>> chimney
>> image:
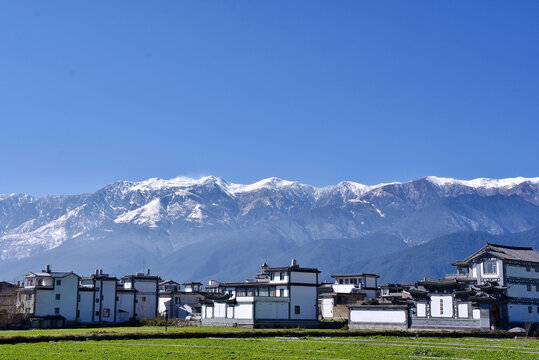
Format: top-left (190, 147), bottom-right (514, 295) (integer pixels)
top-left (46, 265), bottom-right (51, 273)
top-left (291, 259), bottom-right (297, 267)
top-left (100, 269), bottom-right (103, 275)
top-left (146, 269), bottom-right (150, 276)
top-left (95, 269), bottom-right (99, 275)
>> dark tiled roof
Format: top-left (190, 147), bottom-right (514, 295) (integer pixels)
top-left (331, 273), bottom-right (379, 278)
top-left (459, 243), bottom-right (539, 264)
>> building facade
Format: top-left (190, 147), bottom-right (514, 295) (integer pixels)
top-left (201, 260), bottom-right (320, 328)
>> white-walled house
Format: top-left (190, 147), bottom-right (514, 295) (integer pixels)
top-left (158, 281), bottom-right (205, 318)
top-left (119, 270), bottom-right (160, 320)
top-left (18, 265), bottom-right (80, 328)
top-left (349, 243), bottom-right (539, 330)
top-left (319, 273), bottom-right (379, 320)
top-left (331, 274), bottom-right (379, 299)
top-left (201, 260), bottom-right (320, 328)
top-left (452, 243), bottom-right (539, 327)
top-left (78, 269), bottom-right (118, 323)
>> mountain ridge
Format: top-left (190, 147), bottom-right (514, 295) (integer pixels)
top-left (1, 175), bottom-right (538, 282)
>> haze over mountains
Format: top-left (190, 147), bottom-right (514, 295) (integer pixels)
top-left (1, 175), bottom-right (538, 283)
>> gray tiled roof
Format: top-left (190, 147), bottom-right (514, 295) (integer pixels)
top-left (463, 243), bottom-right (539, 263)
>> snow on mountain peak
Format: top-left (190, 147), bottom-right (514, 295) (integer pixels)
top-left (426, 176), bottom-right (539, 189)
top-left (114, 198), bottom-right (165, 228)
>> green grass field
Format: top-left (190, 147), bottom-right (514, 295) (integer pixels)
top-left (0, 332), bottom-right (538, 359)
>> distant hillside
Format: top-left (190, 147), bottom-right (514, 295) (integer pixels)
top-left (338, 227), bottom-right (539, 284)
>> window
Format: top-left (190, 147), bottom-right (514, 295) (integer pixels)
top-left (535, 266), bottom-right (539, 272)
top-left (56, 279), bottom-right (62, 286)
top-left (236, 288), bottom-right (246, 297)
top-left (527, 284), bottom-right (532, 292)
top-left (55, 294), bottom-right (60, 300)
top-left (246, 288), bottom-right (256, 296)
top-left (96, 311), bottom-right (100, 316)
top-left (279, 272), bottom-right (284, 281)
top-left (27, 279), bottom-right (34, 286)
top-left (175, 297), bottom-right (180, 304)
top-left (528, 306), bottom-right (533, 314)
top-left (536, 285), bottom-right (539, 292)
top-left (116, 296), bottom-right (119, 301)
top-left (270, 273), bottom-right (275, 281)
top-left (483, 261), bottom-right (497, 274)
top-left (26, 294), bottom-right (32, 300)
top-left (339, 279), bottom-right (343, 284)
top-left (96, 298), bottom-right (99, 303)
top-left (294, 305), bottom-right (300, 314)
top-left (345, 279), bottom-right (349, 284)
top-left (142, 296), bottom-right (146, 302)
top-left (279, 289), bottom-right (285, 297)
top-left (440, 300), bottom-right (444, 315)
top-left (54, 307), bottom-right (60, 315)
top-left (259, 288), bottom-right (269, 297)
top-left (526, 265), bottom-right (531, 272)
top-left (103, 308), bottom-right (110, 318)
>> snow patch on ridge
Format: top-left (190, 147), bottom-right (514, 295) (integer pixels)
top-left (426, 176), bottom-right (539, 189)
top-left (114, 198), bottom-right (164, 228)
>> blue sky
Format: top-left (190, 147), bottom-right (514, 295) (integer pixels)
top-left (1, 1), bottom-right (538, 196)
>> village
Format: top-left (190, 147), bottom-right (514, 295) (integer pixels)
top-left (1, 242), bottom-right (538, 333)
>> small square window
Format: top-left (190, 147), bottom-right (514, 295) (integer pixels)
top-left (527, 284), bottom-right (532, 292)
top-left (56, 279), bottom-right (61, 286)
top-left (536, 285), bottom-right (539, 292)
top-left (526, 265), bottom-right (531, 272)
top-left (103, 308), bottom-right (110, 318)
top-left (54, 307), bottom-right (60, 314)
top-left (96, 298), bottom-right (99, 303)
top-left (279, 289), bottom-right (284, 297)
top-left (55, 294), bottom-right (60, 300)
top-left (294, 305), bottom-right (300, 314)
top-left (528, 306), bottom-right (533, 314)
top-left (142, 296), bottom-right (146, 302)
top-left (96, 311), bottom-right (99, 316)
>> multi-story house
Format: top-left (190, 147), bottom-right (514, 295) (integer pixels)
top-left (331, 273), bottom-right (379, 299)
top-left (158, 280), bottom-right (205, 318)
top-left (201, 260), bottom-right (320, 328)
top-left (319, 273), bottom-right (379, 320)
top-left (119, 269), bottom-right (160, 320)
top-left (349, 243), bottom-right (539, 330)
top-left (0, 281), bottom-right (19, 327)
top-left (18, 265), bottom-right (80, 328)
top-left (451, 243), bottom-right (539, 327)
top-left (78, 269), bottom-right (118, 323)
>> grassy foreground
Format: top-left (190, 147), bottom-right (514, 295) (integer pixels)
top-left (0, 335), bottom-right (538, 359)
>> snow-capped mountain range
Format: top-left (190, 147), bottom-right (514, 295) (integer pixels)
top-left (1, 175), bottom-right (538, 282)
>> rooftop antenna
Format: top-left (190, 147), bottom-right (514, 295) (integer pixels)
top-left (142, 256), bottom-right (146, 274)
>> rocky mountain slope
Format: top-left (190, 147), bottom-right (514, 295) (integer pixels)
top-left (0, 175), bottom-right (538, 281)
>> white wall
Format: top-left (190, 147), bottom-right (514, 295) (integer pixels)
top-left (158, 295), bottom-right (172, 315)
top-left (458, 303), bottom-right (469, 318)
top-left (430, 296), bottom-right (453, 318)
top-left (416, 303), bottom-right (426, 317)
top-left (290, 285), bottom-right (317, 320)
top-left (508, 304), bottom-right (538, 323)
top-left (505, 264), bottom-right (539, 279)
top-left (99, 280), bottom-right (116, 322)
top-left (321, 298), bottom-right (334, 318)
top-left (34, 274), bottom-right (79, 321)
top-left (235, 303), bottom-right (254, 319)
top-left (214, 302), bottom-right (227, 318)
top-left (78, 291), bottom-right (94, 323)
top-left (289, 272), bottom-right (316, 284)
top-left (269, 271), bottom-right (289, 284)
top-left (116, 292), bottom-right (135, 322)
top-left (350, 309), bottom-right (406, 324)
top-left (365, 277), bottom-right (377, 288)
top-left (506, 283), bottom-right (538, 298)
top-left (255, 300), bottom-right (289, 319)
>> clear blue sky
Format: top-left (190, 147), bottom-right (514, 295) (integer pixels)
top-left (1, 1), bottom-right (538, 196)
